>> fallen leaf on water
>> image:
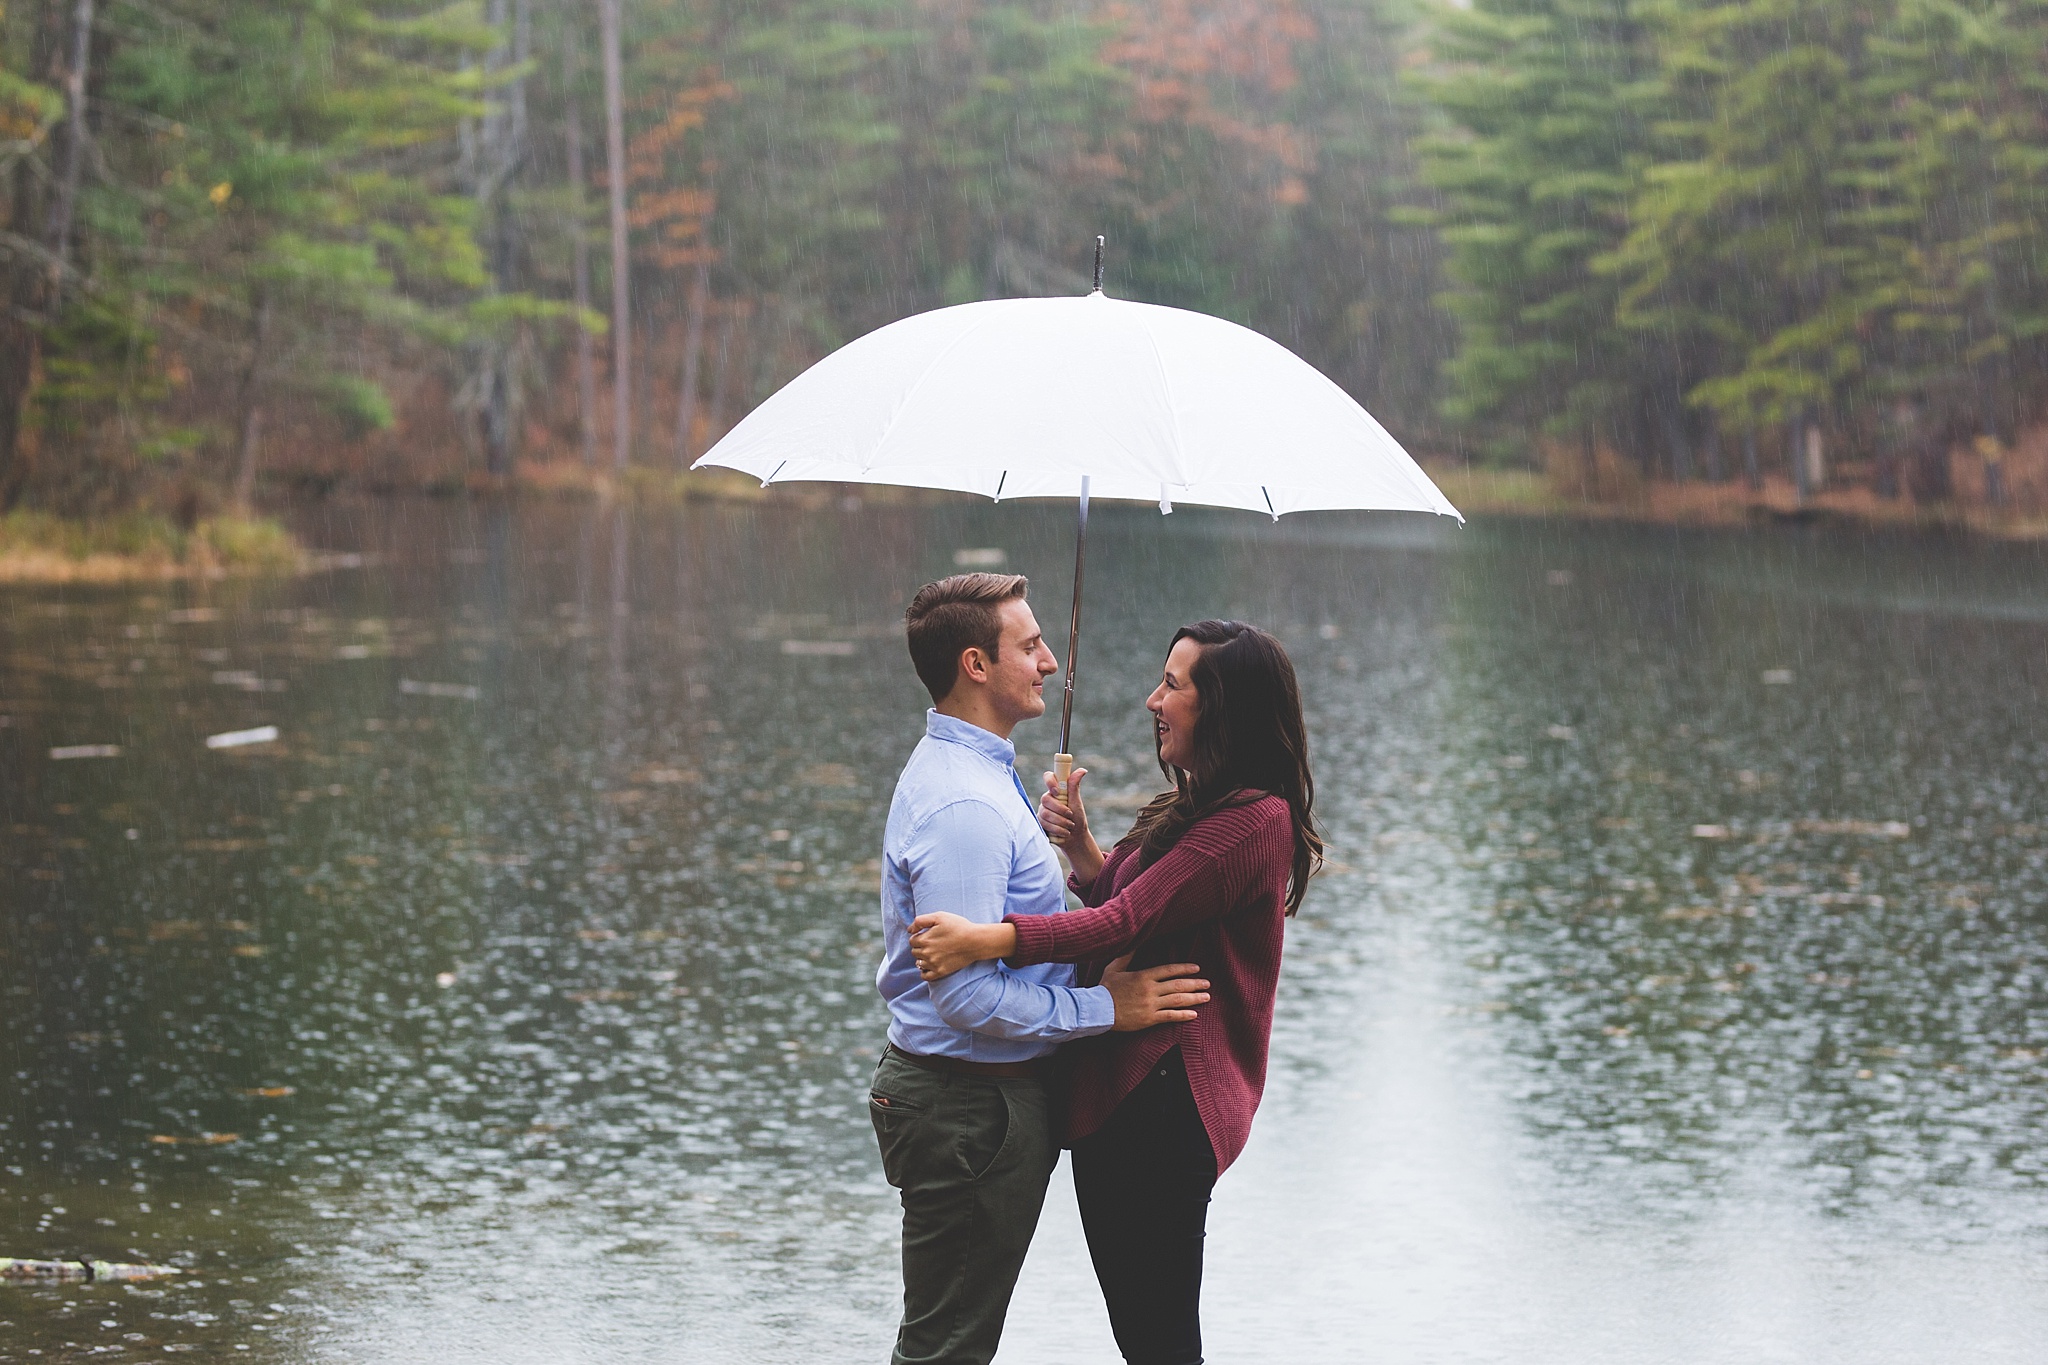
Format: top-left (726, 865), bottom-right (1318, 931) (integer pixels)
top-left (149, 1133), bottom-right (238, 1146)
top-left (147, 920), bottom-right (206, 941)
top-left (242, 1086), bottom-right (295, 1098)
top-left (1691, 824), bottom-right (1731, 839)
top-left (230, 944), bottom-right (266, 958)
top-left (577, 927), bottom-right (619, 941)
top-left (796, 763), bottom-right (858, 788)
top-left (566, 989), bottom-right (637, 1003)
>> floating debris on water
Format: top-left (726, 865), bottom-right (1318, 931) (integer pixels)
top-left (148, 1132), bottom-right (238, 1146)
top-left (0, 1257), bottom-right (183, 1284)
top-left (797, 762), bottom-right (858, 788)
top-left (206, 725), bottom-right (278, 749)
top-left (1692, 824), bottom-right (1732, 839)
top-left (400, 679), bottom-right (480, 700)
top-left (1761, 668), bottom-right (1795, 685)
top-left (211, 670), bottom-right (285, 692)
top-left (50, 744), bottom-right (120, 760)
top-left (780, 640), bottom-right (857, 656)
top-left (242, 1086), bottom-right (295, 1098)
top-left (1796, 819), bottom-right (1910, 838)
top-left (335, 644), bottom-right (372, 659)
top-left (1546, 724), bottom-right (1576, 740)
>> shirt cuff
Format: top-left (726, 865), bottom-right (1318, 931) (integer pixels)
top-left (1076, 983), bottom-right (1114, 1034)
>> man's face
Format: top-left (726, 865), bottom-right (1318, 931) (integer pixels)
top-left (977, 598), bottom-right (1059, 727)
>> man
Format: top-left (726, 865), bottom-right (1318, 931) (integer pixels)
top-left (871, 571), bottom-right (1210, 1365)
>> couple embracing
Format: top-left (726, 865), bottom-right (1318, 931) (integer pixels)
top-left (871, 571), bottom-right (1321, 1365)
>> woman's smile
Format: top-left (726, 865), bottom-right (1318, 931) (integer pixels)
top-left (1147, 637), bottom-right (1206, 772)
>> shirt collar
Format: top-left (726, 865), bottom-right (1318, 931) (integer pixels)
top-left (925, 708), bottom-right (1018, 768)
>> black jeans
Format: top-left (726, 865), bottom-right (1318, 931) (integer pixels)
top-left (870, 1047), bottom-right (1058, 1365)
top-left (1070, 1048), bottom-right (1218, 1365)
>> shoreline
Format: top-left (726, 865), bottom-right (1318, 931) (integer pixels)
top-left (5, 462), bottom-right (2042, 586)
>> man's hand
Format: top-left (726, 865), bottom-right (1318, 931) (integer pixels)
top-left (1103, 954), bottom-right (1210, 1032)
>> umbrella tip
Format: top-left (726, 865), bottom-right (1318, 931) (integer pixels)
top-left (1092, 235), bottom-right (1104, 294)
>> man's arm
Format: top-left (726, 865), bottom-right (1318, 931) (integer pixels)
top-left (904, 799), bottom-right (1115, 1042)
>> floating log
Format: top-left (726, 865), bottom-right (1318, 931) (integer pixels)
top-left (0, 1257), bottom-right (183, 1283)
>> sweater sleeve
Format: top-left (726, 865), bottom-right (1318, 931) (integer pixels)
top-left (1009, 797), bottom-right (1286, 965)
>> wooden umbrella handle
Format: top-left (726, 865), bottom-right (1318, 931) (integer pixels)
top-left (1053, 753), bottom-right (1074, 805)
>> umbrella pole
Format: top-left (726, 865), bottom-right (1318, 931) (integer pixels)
top-left (1055, 476), bottom-right (1090, 804)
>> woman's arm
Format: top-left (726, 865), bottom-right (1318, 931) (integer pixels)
top-left (1006, 797), bottom-right (1288, 966)
top-left (906, 913), bottom-right (1017, 978)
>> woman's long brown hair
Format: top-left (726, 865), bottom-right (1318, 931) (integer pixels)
top-left (1115, 620), bottom-right (1323, 914)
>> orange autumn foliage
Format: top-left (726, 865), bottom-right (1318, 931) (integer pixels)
top-left (1101, 0), bottom-right (1318, 204)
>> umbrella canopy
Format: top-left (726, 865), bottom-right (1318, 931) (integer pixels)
top-left (692, 290), bottom-right (1460, 521)
top-left (693, 266), bottom-right (1460, 777)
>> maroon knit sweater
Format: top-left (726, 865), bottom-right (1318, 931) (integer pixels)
top-left (1003, 793), bottom-right (1293, 1174)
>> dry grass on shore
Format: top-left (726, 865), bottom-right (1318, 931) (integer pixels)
top-left (0, 511), bottom-right (303, 583)
top-left (1427, 463), bottom-right (2048, 540)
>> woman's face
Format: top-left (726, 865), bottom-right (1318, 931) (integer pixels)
top-left (1146, 638), bottom-right (1205, 774)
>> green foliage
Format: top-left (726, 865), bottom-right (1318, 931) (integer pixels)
top-left (1417, 0), bottom-right (2048, 464)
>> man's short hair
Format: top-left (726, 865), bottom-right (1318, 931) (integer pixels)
top-left (904, 573), bottom-right (1030, 703)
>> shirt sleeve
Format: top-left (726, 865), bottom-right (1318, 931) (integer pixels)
top-left (1007, 799), bottom-right (1285, 966)
top-left (905, 798), bottom-right (1114, 1042)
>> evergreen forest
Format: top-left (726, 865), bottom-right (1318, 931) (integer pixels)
top-left (2, 0), bottom-right (2044, 521)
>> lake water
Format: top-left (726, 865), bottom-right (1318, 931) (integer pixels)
top-left (4, 498), bottom-right (2047, 1363)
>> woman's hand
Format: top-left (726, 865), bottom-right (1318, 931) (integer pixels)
top-left (908, 913), bottom-right (1019, 981)
top-left (1040, 766), bottom-right (1105, 886)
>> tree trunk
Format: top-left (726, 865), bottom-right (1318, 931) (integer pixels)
top-left (564, 28), bottom-right (597, 467)
top-left (674, 261), bottom-right (708, 465)
top-left (1742, 428), bottom-right (1762, 491)
top-left (705, 308), bottom-right (734, 449)
top-left (1788, 414), bottom-right (1809, 505)
top-left (1702, 428), bottom-right (1724, 483)
top-left (477, 0), bottom-right (530, 478)
top-left (44, 0), bottom-right (95, 276)
top-left (1, 0), bottom-right (89, 506)
top-left (231, 294), bottom-right (273, 514)
top-left (599, 0), bottom-right (631, 471)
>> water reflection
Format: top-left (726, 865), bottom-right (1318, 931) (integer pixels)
top-left (2, 503), bottom-right (2045, 1362)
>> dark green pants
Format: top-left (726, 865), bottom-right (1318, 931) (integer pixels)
top-left (870, 1046), bottom-right (1056, 1365)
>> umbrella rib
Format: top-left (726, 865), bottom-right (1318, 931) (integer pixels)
top-left (994, 470), bottom-right (1007, 502)
top-left (1262, 486), bottom-right (1277, 520)
top-left (1132, 308), bottom-right (1192, 492)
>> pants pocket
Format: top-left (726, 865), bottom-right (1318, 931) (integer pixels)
top-left (955, 1082), bottom-right (1014, 1182)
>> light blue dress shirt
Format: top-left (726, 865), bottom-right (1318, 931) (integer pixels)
top-left (877, 709), bottom-right (1115, 1061)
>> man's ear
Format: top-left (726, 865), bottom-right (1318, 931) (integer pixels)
top-left (957, 645), bottom-right (991, 687)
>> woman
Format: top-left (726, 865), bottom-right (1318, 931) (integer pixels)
top-left (909, 619), bottom-right (1321, 1365)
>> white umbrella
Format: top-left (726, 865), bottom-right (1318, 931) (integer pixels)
top-left (694, 240), bottom-right (1460, 786)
